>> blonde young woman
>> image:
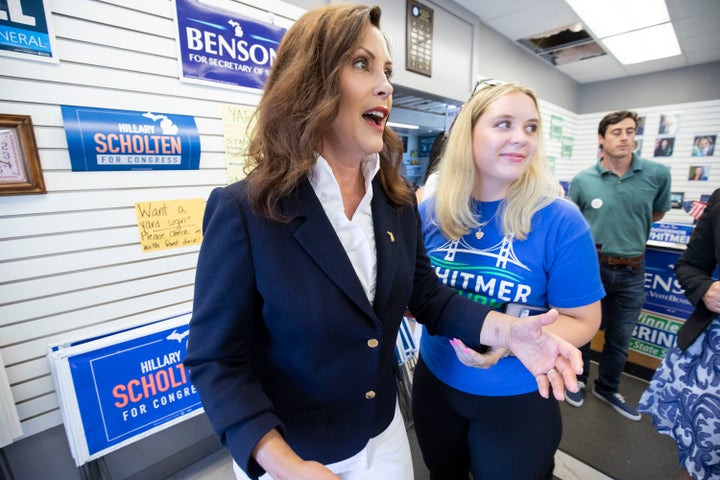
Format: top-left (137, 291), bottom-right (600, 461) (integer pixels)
top-left (413, 81), bottom-right (603, 479)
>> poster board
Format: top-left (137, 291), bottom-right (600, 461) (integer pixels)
top-left (48, 313), bottom-right (202, 466)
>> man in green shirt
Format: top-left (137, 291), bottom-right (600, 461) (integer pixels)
top-left (568, 110), bottom-right (671, 421)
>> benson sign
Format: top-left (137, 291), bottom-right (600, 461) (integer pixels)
top-left (173, 0), bottom-right (286, 90)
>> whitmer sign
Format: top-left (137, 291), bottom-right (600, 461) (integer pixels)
top-left (173, 0), bottom-right (286, 90)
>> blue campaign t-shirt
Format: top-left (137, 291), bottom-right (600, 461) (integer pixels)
top-left (419, 197), bottom-right (604, 396)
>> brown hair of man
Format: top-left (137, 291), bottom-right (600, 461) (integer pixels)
top-left (597, 110), bottom-right (640, 137)
top-left (244, 4), bottom-right (412, 221)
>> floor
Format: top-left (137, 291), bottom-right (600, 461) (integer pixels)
top-left (164, 441), bottom-right (615, 480)
top-left (166, 362), bottom-right (680, 480)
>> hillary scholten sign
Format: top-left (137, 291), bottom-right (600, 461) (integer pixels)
top-left (0, 0), bottom-right (58, 62)
top-left (173, 0), bottom-right (286, 90)
top-left (61, 105), bottom-right (200, 171)
top-left (48, 313), bottom-right (202, 465)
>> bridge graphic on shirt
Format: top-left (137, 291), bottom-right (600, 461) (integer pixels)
top-left (429, 235), bottom-right (530, 271)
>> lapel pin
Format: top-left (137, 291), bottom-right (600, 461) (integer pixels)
top-left (387, 231), bottom-right (395, 243)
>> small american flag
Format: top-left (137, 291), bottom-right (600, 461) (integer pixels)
top-left (682, 200), bottom-right (707, 220)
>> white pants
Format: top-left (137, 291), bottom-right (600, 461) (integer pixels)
top-left (233, 401), bottom-right (413, 480)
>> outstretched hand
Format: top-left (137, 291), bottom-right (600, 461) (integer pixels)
top-left (507, 309), bottom-right (583, 400)
top-left (449, 338), bottom-right (507, 369)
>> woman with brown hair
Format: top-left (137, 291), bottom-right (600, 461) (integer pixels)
top-left (185, 5), bottom-right (582, 480)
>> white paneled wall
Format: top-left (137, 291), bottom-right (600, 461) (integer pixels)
top-left (538, 98), bottom-right (580, 182)
top-left (0, 0), bottom-right (301, 441)
top-left (551, 99), bottom-right (720, 225)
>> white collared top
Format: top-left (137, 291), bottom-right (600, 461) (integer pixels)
top-left (309, 154), bottom-right (380, 304)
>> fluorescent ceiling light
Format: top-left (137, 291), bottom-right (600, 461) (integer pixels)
top-left (602, 23), bottom-right (681, 65)
top-left (387, 122), bottom-right (419, 130)
top-left (565, 0), bottom-right (670, 38)
top-left (565, 0), bottom-right (681, 65)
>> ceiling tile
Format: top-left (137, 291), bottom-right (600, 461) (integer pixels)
top-left (486, 0), bottom-right (580, 40)
top-left (450, 0), bottom-right (720, 84)
top-left (623, 56), bottom-right (689, 76)
top-left (451, 0), bottom-right (541, 21)
top-left (666, 0), bottom-right (720, 19)
top-left (556, 55), bottom-right (626, 82)
top-left (680, 30), bottom-right (720, 52)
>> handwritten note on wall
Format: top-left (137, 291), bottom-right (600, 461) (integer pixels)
top-left (134, 198), bottom-right (205, 252)
top-left (222, 104), bottom-right (256, 184)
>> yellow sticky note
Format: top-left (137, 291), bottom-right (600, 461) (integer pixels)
top-left (135, 198), bottom-right (205, 252)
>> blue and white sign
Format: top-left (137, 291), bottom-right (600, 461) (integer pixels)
top-left (0, 0), bottom-right (58, 62)
top-left (48, 313), bottom-right (203, 465)
top-left (61, 106), bottom-right (201, 171)
top-left (643, 248), bottom-right (693, 320)
top-left (173, 0), bottom-right (286, 90)
top-left (627, 248), bottom-right (691, 359)
top-left (649, 222), bottom-right (693, 246)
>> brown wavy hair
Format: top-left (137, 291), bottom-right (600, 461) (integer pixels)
top-left (598, 110), bottom-right (639, 137)
top-left (244, 4), bottom-right (413, 221)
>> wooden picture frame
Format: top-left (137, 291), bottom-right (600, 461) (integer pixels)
top-left (0, 114), bottom-right (46, 195)
top-left (405, 0), bottom-right (433, 77)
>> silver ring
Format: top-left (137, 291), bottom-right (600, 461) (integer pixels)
top-left (546, 368), bottom-right (558, 376)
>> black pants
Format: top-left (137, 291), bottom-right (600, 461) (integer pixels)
top-left (412, 356), bottom-right (561, 480)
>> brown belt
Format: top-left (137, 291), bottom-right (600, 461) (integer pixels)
top-left (598, 253), bottom-right (644, 268)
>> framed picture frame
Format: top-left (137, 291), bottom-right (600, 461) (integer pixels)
top-left (0, 114), bottom-right (46, 195)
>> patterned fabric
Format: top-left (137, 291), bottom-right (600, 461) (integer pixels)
top-left (638, 316), bottom-right (720, 480)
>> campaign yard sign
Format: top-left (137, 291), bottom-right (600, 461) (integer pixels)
top-left (48, 313), bottom-right (203, 466)
top-left (649, 222), bottom-right (693, 246)
top-left (630, 248), bottom-right (696, 360)
top-left (642, 248), bottom-right (694, 321)
top-left (61, 106), bottom-right (201, 171)
top-left (173, 0), bottom-right (286, 90)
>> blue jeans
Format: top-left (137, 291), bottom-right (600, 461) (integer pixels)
top-left (579, 260), bottom-right (646, 394)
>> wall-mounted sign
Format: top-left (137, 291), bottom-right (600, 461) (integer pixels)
top-left (561, 135), bottom-right (574, 158)
top-left (173, 0), bottom-right (286, 90)
top-left (406, 0), bottom-right (433, 77)
top-left (0, 0), bottom-right (58, 62)
top-left (48, 313), bottom-right (202, 466)
top-left (550, 114), bottom-right (563, 140)
top-left (61, 106), bottom-right (200, 171)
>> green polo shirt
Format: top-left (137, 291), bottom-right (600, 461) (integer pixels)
top-left (569, 153), bottom-right (671, 258)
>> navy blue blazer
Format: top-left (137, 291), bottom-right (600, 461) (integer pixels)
top-left (185, 178), bottom-right (489, 477)
top-left (675, 188), bottom-right (720, 350)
